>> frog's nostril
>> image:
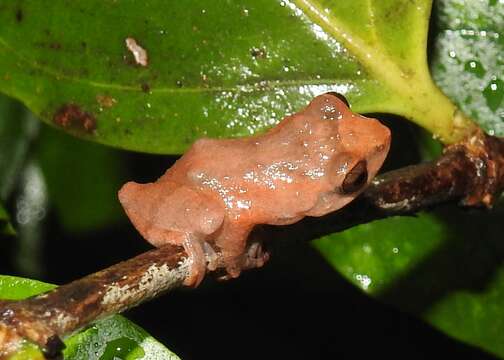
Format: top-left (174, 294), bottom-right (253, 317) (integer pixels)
top-left (325, 92), bottom-right (350, 107)
top-left (341, 160), bottom-right (368, 194)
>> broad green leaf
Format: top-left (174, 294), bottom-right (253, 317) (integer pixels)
top-left (432, 0), bottom-right (504, 136)
top-left (0, 275), bottom-right (54, 299)
top-left (314, 0), bottom-right (504, 357)
top-left (314, 203), bottom-right (504, 358)
top-left (0, 0), bottom-right (475, 154)
top-left (0, 275), bottom-right (180, 360)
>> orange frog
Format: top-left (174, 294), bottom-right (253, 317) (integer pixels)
top-left (119, 92), bottom-right (391, 286)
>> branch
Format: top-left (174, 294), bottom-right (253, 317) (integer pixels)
top-left (1, 131), bottom-right (503, 358)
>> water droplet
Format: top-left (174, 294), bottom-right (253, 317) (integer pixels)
top-left (100, 337), bottom-right (144, 360)
top-left (176, 80), bottom-right (183, 88)
top-left (280, 1), bottom-right (286, 6)
top-left (483, 78), bottom-right (504, 112)
top-left (464, 60), bottom-right (485, 78)
top-left (354, 274), bottom-right (372, 290)
top-left (448, 50), bottom-right (457, 58)
top-left (392, 247), bottom-right (399, 254)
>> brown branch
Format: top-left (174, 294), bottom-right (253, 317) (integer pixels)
top-left (0, 245), bottom-right (189, 358)
top-left (1, 131), bottom-right (503, 358)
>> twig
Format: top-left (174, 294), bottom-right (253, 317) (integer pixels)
top-left (0, 245), bottom-right (189, 357)
top-left (0, 131), bottom-right (503, 357)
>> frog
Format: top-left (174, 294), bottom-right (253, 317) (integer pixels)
top-left (118, 92), bottom-right (391, 287)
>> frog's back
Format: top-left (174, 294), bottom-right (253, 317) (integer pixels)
top-left (162, 111), bottom-right (342, 223)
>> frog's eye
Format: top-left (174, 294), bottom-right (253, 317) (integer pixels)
top-left (341, 160), bottom-right (368, 194)
top-left (326, 92), bottom-right (350, 107)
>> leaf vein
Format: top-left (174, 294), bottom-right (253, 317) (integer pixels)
top-left (0, 37), bottom-right (372, 95)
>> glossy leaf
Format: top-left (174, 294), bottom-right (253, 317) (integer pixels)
top-left (313, 0), bottom-right (504, 357)
top-left (0, 0), bottom-right (475, 154)
top-left (432, 0), bottom-right (504, 136)
top-left (0, 275), bottom-right (180, 360)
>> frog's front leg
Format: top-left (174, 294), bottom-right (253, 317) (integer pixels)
top-left (215, 222), bottom-right (268, 279)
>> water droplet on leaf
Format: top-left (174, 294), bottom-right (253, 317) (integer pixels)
top-left (100, 337), bottom-right (145, 360)
top-left (464, 60), bottom-right (485, 78)
top-left (483, 78), bottom-right (504, 112)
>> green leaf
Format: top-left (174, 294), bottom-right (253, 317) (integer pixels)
top-left (314, 203), bottom-right (504, 358)
top-left (313, 1), bottom-right (504, 357)
top-left (0, 275), bottom-right (180, 360)
top-left (0, 275), bottom-right (54, 299)
top-left (432, 0), bottom-right (504, 136)
top-left (0, 0), bottom-right (476, 154)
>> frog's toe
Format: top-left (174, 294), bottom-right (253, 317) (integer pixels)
top-left (202, 241), bottom-right (218, 271)
top-left (245, 242), bottom-right (270, 268)
top-left (218, 260), bottom-right (242, 281)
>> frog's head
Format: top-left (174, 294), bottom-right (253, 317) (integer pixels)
top-left (304, 92), bottom-right (391, 216)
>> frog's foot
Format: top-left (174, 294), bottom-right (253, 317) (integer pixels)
top-left (244, 241), bottom-right (270, 269)
top-left (215, 255), bottom-right (243, 281)
top-left (182, 236), bottom-right (207, 287)
top-left (217, 242), bottom-right (270, 281)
